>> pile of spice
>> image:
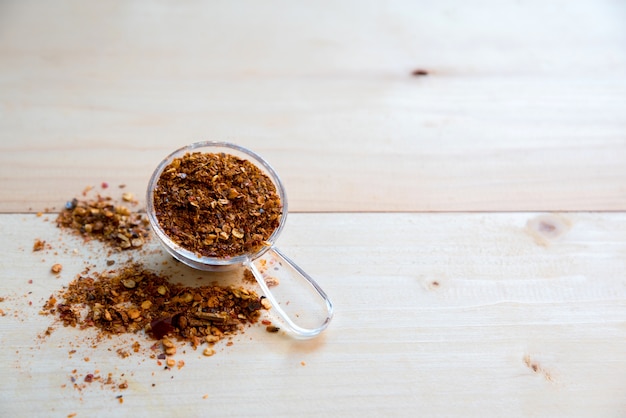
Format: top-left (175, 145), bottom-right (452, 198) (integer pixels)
top-left (44, 263), bottom-right (270, 350)
top-left (152, 152), bottom-right (282, 258)
top-left (56, 193), bottom-right (149, 250)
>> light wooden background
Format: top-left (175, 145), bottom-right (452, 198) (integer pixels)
top-left (0, 1), bottom-right (625, 417)
top-left (1, 0), bottom-right (625, 212)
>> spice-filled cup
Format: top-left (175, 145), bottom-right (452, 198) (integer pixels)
top-left (146, 141), bottom-right (333, 338)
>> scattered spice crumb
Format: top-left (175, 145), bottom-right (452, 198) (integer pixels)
top-left (266, 325), bottom-right (280, 333)
top-left (203, 394), bottom-right (209, 399)
top-left (117, 348), bottom-right (130, 359)
top-left (301, 361), bottom-right (306, 366)
top-left (41, 326), bottom-right (55, 337)
top-left (51, 263), bottom-right (63, 274)
top-left (33, 239), bottom-right (46, 252)
top-left (265, 276), bottom-right (280, 287)
top-left (162, 338), bottom-right (176, 356)
top-left (260, 297), bottom-right (272, 310)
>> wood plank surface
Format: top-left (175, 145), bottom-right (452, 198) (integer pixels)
top-left (1, 0), bottom-right (625, 212)
top-left (1, 212), bottom-right (625, 417)
top-left (1, 1), bottom-right (625, 417)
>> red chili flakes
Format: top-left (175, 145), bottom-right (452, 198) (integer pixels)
top-left (56, 194), bottom-right (149, 250)
top-left (152, 152), bottom-right (282, 258)
top-left (33, 239), bottom-right (46, 252)
top-left (44, 263), bottom-right (269, 350)
top-left (42, 296), bottom-right (56, 311)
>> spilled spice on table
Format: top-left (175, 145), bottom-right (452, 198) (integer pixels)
top-left (18, 184), bottom-right (279, 401)
top-left (56, 193), bottom-right (149, 251)
top-left (152, 152), bottom-right (282, 258)
top-left (44, 263), bottom-right (268, 351)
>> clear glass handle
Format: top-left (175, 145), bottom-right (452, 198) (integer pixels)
top-left (246, 247), bottom-right (333, 338)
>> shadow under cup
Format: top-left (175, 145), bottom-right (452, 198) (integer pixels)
top-left (146, 141), bottom-right (333, 338)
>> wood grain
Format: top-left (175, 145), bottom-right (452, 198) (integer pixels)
top-left (0, 212), bottom-right (624, 417)
top-left (1, 1), bottom-right (625, 417)
top-left (1, 0), bottom-right (625, 213)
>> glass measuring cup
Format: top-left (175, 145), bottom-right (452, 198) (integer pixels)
top-left (146, 141), bottom-right (333, 338)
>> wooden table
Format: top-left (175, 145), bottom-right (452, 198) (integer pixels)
top-left (1, 1), bottom-right (625, 416)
